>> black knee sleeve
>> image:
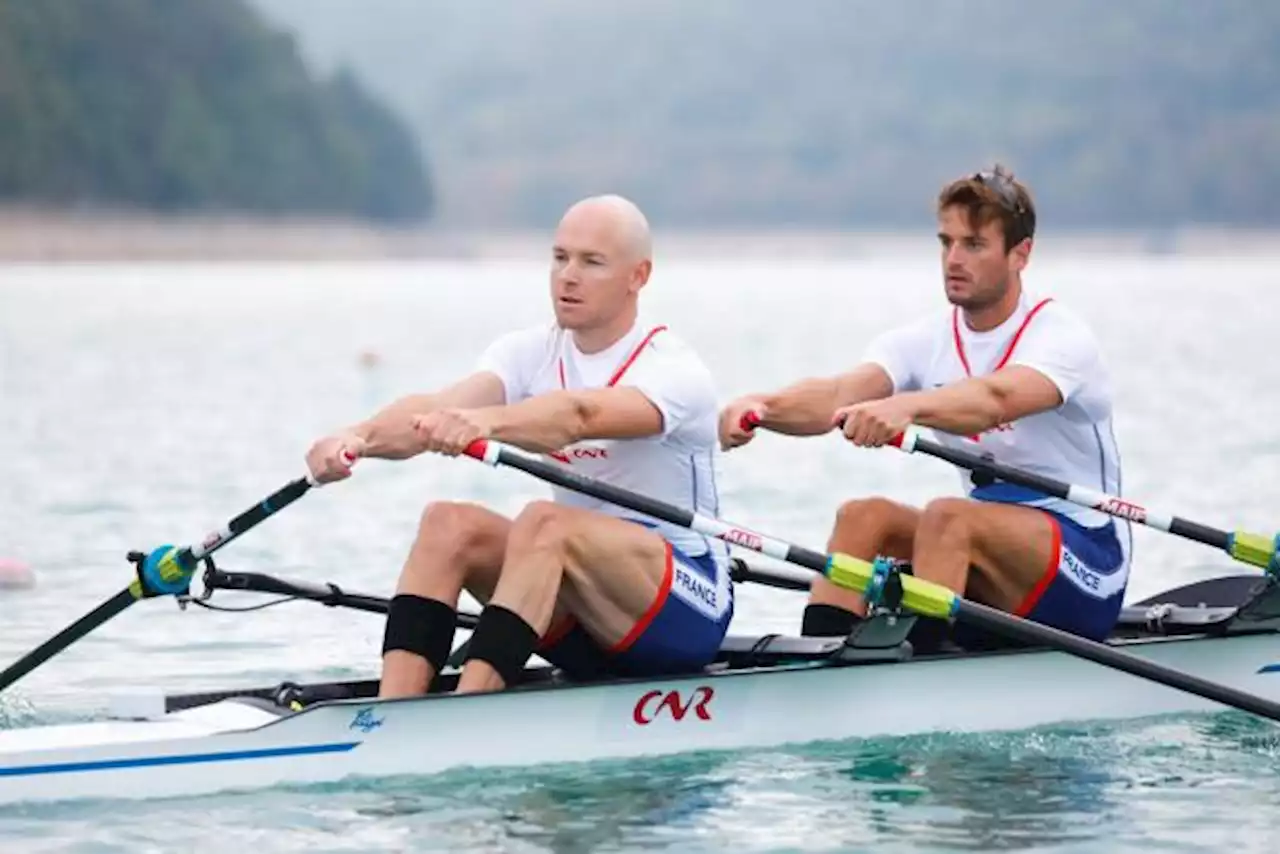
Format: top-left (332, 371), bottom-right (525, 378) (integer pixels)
top-left (801, 603), bottom-right (862, 637)
top-left (382, 594), bottom-right (457, 674)
top-left (464, 604), bottom-right (540, 688)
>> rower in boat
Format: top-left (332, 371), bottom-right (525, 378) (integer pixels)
top-left (719, 164), bottom-right (1132, 646)
top-left (305, 194), bottom-right (732, 697)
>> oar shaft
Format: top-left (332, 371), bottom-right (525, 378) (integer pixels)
top-left (894, 428), bottom-right (1231, 549)
top-left (0, 589), bottom-right (137, 693)
top-left (890, 427), bottom-right (1280, 570)
top-left (464, 439), bottom-right (830, 575)
top-left (0, 468), bottom-right (333, 696)
top-left (188, 477), bottom-right (314, 561)
top-left (744, 411), bottom-right (1256, 562)
top-left (959, 599), bottom-right (1280, 720)
top-left (181, 452), bottom-right (355, 566)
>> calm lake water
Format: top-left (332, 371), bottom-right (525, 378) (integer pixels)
top-left (2, 241), bottom-right (1280, 852)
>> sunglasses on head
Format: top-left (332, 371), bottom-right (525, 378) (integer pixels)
top-left (972, 170), bottom-right (1033, 245)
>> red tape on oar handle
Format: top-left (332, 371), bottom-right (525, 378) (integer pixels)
top-left (739, 412), bottom-right (762, 431)
top-left (463, 439), bottom-right (488, 460)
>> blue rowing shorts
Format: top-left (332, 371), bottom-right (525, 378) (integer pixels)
top-left (1014, 510), bottom-right (1128, 641)
top-left (537, 536), bottom-right (734, 678)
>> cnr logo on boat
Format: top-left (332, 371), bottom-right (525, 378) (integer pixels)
top-left (632, 686), bottom-right (714, 725)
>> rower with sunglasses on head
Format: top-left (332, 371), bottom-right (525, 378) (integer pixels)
top-left (719, 165), bottom-right (1130, 647)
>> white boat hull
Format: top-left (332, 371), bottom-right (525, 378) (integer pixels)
top-left (1, 631), bottom-right (1278, 805)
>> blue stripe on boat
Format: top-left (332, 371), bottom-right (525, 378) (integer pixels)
top-left (0, 741), bottom-right (360, 777)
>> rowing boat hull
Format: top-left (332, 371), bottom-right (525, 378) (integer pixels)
top-left (1, 631), bottom-right (1277, 806)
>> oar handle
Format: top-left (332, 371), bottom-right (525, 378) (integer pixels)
top-left (463, 438), bottom-right (813, 562)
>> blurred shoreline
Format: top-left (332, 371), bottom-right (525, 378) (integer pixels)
top-left (0, 207), bottom-right (1277, 262)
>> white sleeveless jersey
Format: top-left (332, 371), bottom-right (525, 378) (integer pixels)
top-left (476, 318), bottom-right (729, 568)
top-left (862, 291), bottom-right (1131, 562)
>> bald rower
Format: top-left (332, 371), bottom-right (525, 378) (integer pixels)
top-left (306, 195), bottom-right (731, 696)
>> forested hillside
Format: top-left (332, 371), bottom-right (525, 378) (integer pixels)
top-left (0, 0), bottom-right (431, 222)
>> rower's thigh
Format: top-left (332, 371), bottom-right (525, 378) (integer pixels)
top-left (513, 503), bottom-right (669, 649)
top-left (402, 501), bottom-right (511, 602)
top-left (926, 498), bottom-right (1057, 611)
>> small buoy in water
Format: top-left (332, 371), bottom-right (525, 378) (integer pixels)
top-left (0, 558), bottom-right (35, 590)
top-left (357, 350), bottom-right (382, 370)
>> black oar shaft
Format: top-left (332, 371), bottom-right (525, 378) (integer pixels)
top-left (1168, 518), bottom-right (1231, 552)
top-left (961, 601), bottom-right (1280, 720)
top-left (190, 478), bottom-right (313, 560)
top-left (0, 475), bottom-right (322, 695)
top-left (0, 589), bottom-right (137, 693)
top-left (488, 446), bottom-right (698, 528)
top-left (905, 433), bottom-right (1235, 551)
top-left (471, 441), bottom-right (831, 573)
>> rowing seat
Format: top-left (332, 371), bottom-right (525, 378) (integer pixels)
top-left (715, 633), bottom-right (844, 664)
top-left (714, 614), bottom-right (918, 669)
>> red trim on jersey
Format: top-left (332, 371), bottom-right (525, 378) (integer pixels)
top-left (952, 299), bottom-right (1053, 377)
top-left (557, 325), bottom-right (668, 389)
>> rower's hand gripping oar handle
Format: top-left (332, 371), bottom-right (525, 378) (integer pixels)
top-left (305, 449), bottom-right (359, 487)
top-left (742, 409), bottom-right (921, 452)
top-left (742, 409), bottom-right (921, 450)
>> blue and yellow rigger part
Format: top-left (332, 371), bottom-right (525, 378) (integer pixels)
top-left (1226, 531), bottom-right (1280, 575)
top-left (128, 545), bottom-right (198, 599)
top-left (824, 552), bottom-right (959, 620)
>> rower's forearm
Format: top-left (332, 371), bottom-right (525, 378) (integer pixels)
top-left (758, 378), bottom-right (844, 435)
top-left (485, 392), bottom-right (584, 453)
top-left (353, 394), bottom-right (442, 459)
top-left (905, 381), bottom-right (1005, 436)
